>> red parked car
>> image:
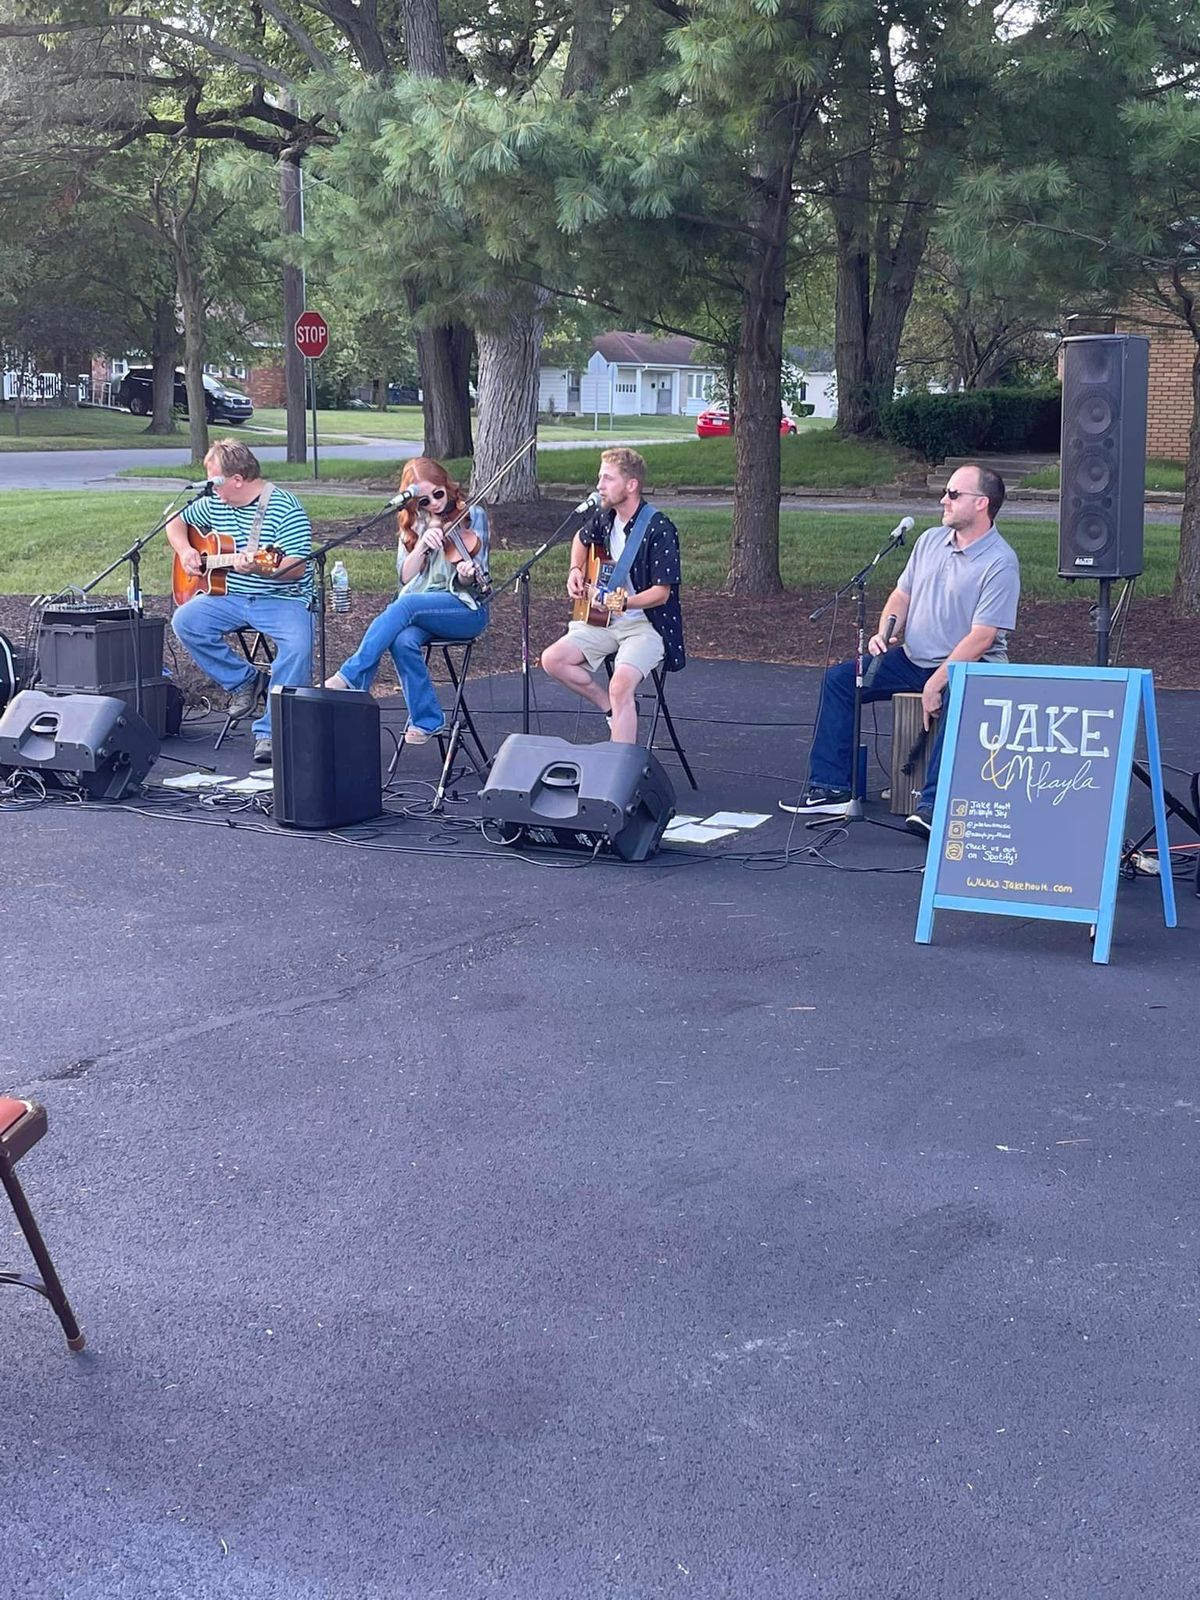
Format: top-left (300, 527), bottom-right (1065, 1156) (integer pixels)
top-left (695, 409), bottom-right (798, 438)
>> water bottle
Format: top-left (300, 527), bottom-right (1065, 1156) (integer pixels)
top-left (330, 560), bottom-right (351, 614)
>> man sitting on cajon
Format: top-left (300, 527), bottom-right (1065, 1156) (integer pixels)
top-left (783, 463), bottom-right (1019, 837)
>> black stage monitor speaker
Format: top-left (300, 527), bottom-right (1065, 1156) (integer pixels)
top-left (1059, 334), bottom-right (1149, 579)
top-left (480, 734), bottom-right (676, 862)
top-left (0, 690), bottom-right (159, 799)
top-left (272, 686), bottom-right (382, 830)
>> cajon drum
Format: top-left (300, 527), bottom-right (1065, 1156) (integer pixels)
top-left (889, 693), bottom-right (937, 815)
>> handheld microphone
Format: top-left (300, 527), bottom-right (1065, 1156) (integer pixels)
top-left (891, 516), bottom-right (915, 544)
top-left (573, 490), bottom-right (602, 515)
top-left (186, 476), bottom-right (225, 493)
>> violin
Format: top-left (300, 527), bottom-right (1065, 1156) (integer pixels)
top-left (409, 480), bottom-right (491, 597)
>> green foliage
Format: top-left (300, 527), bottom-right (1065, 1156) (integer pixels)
top-left (882, 387), bottom-right (1062, 463)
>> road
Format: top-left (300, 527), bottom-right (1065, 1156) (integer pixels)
top-left (0, 445), bottom-right (1184, 523)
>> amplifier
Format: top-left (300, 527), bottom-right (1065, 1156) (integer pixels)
top-left (481, 735), bottom-right (675, 861)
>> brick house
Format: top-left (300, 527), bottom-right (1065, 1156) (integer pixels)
top-left (1115, 301), bottom-right (1196, 463)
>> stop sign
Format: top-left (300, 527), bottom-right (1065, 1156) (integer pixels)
top-left (295, 311), bottom-right (329, 359)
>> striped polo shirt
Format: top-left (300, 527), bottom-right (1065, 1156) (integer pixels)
top-left (181, 485), bottom-right (313, 601)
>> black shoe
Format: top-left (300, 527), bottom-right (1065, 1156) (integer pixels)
top-left (779, 786), bottom-right (852, 817)
top-left (253, 737), bottom-right (273, 765)
top-left (905, 806), bottom-right (933, 839)
top-left (228, 671), bottom-right (265, 721)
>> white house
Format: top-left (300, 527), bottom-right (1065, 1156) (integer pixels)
top-left (539, 332), bottom-right (839, 421)
top-left (539, 333), bottom-right (722, 418)
top-left (786, 346), bottom-right (837, 421)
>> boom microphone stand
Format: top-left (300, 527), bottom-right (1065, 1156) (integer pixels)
top-left (487, 493), bottom-right (600, 732)
top-left (806, 517), bottom-right (913, 829)
top-left (308, 495), bottom-right (412, 683)
top-left (49, 486), bottom-right (211, 723)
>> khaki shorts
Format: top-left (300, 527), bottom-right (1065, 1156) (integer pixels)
top-left (565, 612), bottom-right (664, 680)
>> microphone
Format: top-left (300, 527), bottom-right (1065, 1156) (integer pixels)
top-left (573, 491), bottom-right (601, 515)
top-left (385, 484), bottom-right (431, 510)
top-left (890, 516), bottom-right (915, 544)
top-left (186, 476), bottom-right (225, 493)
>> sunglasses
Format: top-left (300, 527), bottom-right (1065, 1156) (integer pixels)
top-left (942, 488), bottom-right (982, 501)
top-left (427, 488), bottom-right (447, 499)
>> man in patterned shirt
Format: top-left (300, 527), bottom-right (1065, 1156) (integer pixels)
top-left (167, 439), bottom-right (313, 763)
top-left (541, 447), bottom-right (685, 743)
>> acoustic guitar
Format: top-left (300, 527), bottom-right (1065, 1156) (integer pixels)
top-left (571, 538), bottom-right (628, 628)
top-left (172, 529), bottom-right (286, 606)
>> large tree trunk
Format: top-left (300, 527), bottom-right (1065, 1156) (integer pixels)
top-left (416, 317), bottom-right (474, 458)
top-left (472, 293), bottom-right (545, 503)
top-left (175, 267), bottom-right (209, 463)
top-left (402, 0), bottom-right (473, 460)
top-left (280, 151), bottom-right (308, 464)
top-left (148, 294), bottom-right (179, 435)
top-left (727, 139), bottom-right (793, 596)
top-left (1172, 342), bottom-right (1200, 615)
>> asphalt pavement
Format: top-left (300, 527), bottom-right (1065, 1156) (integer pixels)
top-left (2, 661), bottom-right (1198, 1600)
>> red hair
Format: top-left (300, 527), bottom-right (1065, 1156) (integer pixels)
top-left (396, 457), bottom-right (466, 551)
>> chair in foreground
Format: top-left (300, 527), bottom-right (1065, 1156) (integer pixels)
top-left (0, 1097), bottom-right (86, 1351)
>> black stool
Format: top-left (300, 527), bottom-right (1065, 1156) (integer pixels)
top-left (428, 639), bottom-right (490, 810)
top-left (1, 1097), bottom-right (85, 1351)
top-left (213, 628), bottom-right (275, 750)
top-left (603, 661), bottom-right (697, 789)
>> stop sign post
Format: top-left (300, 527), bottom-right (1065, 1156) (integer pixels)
top-left (294, 312), bottom-right (329, 478)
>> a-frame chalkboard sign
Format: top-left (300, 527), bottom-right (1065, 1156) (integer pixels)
top-left (915, 665), bottom-right (1177, 963)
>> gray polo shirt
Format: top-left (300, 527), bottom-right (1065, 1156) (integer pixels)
top-left (897, 524), bottom-right (1020, 667)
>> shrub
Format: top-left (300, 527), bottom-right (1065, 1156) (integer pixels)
top-left (882, 386), bottom-right (1061, 462)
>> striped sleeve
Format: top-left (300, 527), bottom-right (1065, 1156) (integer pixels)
top-left (265, 491), bottom-right (312, 558)
top-left (180, 497), bottom-right (215, 530)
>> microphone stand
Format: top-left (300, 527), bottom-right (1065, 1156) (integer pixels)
top-left (486, 502), bottom-right (596, 733)
top-left (308, 499), bottom-right (408, 684)
top-left (807, 523), bottom-right (910, 831)
top-left (52, 489), bottom-right (205, 727)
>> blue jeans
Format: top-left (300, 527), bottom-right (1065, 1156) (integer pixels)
top-left (337, 593), bottom-right (488, 733)
top-left (172, 592), bottom-right (313, 739)
top-left (809, 647), bottom-right (945, 810)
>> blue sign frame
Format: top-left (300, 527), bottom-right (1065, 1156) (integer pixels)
top-left (915, 665), bottom-right (1177, 964)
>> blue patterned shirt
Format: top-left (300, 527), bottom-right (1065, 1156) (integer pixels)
top-left (580, 502), bottom-right (686, 671)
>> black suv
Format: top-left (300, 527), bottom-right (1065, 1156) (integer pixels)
top-left (118, 368), bottom-right (254, 425)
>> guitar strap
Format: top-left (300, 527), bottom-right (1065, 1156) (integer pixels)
top-left (245, 483), bottom-right (275, 555)
top-left (603, 500), bottom-right (656, 596)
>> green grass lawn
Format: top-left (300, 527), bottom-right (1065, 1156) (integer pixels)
top-left (247, 407), bottom-right (780, 444)
top-left (0, 406), bottom-right (197, 451)
top-left (1, 490), bottom-right (1178, 601)
top-left (121, 429), bottom-right (910, 492)
top-left (1023, 458), bottom-right (1187, 492)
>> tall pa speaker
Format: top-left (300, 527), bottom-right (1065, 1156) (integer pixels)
top-left (271, 686), bottom-right (382, 830)
top-left (480, 734), bottom-right (676, 861)
top-left (1059, 334), bottom-right (1149, 579)
top-left (0, 690), bottom-right (159, 799)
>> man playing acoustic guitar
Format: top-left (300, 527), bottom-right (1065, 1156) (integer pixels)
top-left (167, 439), bottom-right (313, 763)
top-left (541, 447), bottom-right (684, 743)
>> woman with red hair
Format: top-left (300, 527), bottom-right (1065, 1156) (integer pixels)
top-left (325, 457), bottom-right (489, 743)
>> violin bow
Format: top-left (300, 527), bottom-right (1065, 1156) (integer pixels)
top-left (437, 434), bottom-right (537, 596)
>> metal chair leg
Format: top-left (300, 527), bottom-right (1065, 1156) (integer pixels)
top-left (648, 668), bottom-right (698, 789)
top-left (0, 1162), bottom-right (85, 1351)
